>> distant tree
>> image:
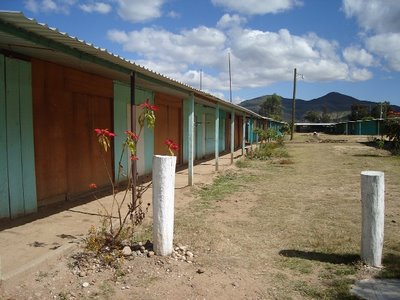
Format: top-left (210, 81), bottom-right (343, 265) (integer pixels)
top-left (320, 106), bottom-right (332, 123)
top-left (304, 111), bottom-right (321, 123)
top-left (349, 104), bottom-right (369, 121)
top-left (371, 101), bottom-right (391, 119)
top-left (258, 94), bottom-right (283, 120)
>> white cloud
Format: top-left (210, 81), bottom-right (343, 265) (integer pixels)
top-left (211, 0), bottom-right (302, 15)
top-left (343, 46), bottom-right (374, 67)
top-left (116, 0), bottom-right (165, 23)
top-left (108, 14), bottom-right (371, 98)
top-left (342, 0), bottom-right (400, 34)
top-left (217, 14), bottom-right (246, 29)
top-left (79, 2), bottom-right (112, 14)
top-left (349, 68), bottom-right (373, 81)
top-left (342, 0), bottom-right (400, 72)
top-left (366, 33), bottom-right (400, 71)
top-left (24, 0), bottom-right (76, 14)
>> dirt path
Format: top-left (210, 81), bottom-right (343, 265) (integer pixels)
top-left (1, 134), bottom-right (400, 299)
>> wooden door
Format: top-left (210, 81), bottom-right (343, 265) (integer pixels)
top-left (154, 93), bottom-right (182, 165)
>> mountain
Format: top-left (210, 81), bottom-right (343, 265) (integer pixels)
top-left (240, 92), bottom-right (400, 122)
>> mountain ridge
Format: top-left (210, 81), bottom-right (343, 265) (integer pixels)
top-left (239, 92), bottom-right (400, 122)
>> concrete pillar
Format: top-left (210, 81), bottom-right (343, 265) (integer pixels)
top-left (230, 110), bottom-right (235, 164)
top-left (152, 155), bottom-right (176, 256)
top-left (361, 171), bottom-right (384, 267)
top-left (215, 104), bottom-right (219, 171)
top-left (242, 113), bottom-right (246, 156)
top-left (188, 93), bottom-right (194, 186)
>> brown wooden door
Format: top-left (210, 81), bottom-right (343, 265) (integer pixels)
top-left (154, 93), bottom-right (182, 165)
top-left (32, 59), bottom-right (113, 205)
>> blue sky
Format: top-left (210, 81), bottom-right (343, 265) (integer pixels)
top-left (2, 0), bottom-right (400, 106)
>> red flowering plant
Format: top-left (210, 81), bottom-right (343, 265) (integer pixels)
top-left (87, 99), bottom-right (161, 255)
top-left (164, 139), bottom-right (179, 156)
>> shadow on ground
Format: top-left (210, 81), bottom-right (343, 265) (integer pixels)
top-left (279, 249), bottom-right (360, 265)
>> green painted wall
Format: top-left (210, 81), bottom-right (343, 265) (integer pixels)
top-left (136, 88), bottom-right (154, 174)
top-left (183, 98), bottom-right (189, 163)
top-left (219, 110), bottom-right (226, 152)
top-left (0, 54), bottom-right (9, 219)
top-left (113, 81), bottom-right (130, 182)
top-left (182, 101), bottom-right (227, 163)
top-left (0, 56), bottom-right (37, 219)
top-left (113, 82), bottom-right (154, 181)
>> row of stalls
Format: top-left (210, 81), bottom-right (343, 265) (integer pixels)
top-left (0, 11), bottom-right (285, 219)
top-left (295, 119), bottom-right (383, 135)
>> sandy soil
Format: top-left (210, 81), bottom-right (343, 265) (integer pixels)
top-left (1, 134), bottom-right (399, 299)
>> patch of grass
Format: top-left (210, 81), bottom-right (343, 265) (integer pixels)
top-left (378, 253), bottom-right (400, 278)
top-left (278, 257), bottom-right (314, 274)
top-left (98, 281), bottom-right (115, 299)
top-left (248, 143), bottom-right (289, 160)
top-left (195, 172), bottom-right (242, 203)
top-left (293, 280), bottom-right (324, 298)
top-left (235, 158), bottom-right (251, 168)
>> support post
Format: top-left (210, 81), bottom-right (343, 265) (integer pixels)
top-left (361, 171), bottom-right (385, 267)
top-left (215, 104), bottom-right (219, 171)
top-left (130, 72), bottom-right (137, 206)
top-left (188, 93), bottom-right (194, 186)
top-left (230, 109), bottom-right (235, 164)
top-left (152, 155), bottom-right (176, 256)
top-left (242, 113), bottom-right (246, 156)
top-left (291, 68), bottom-right (297, 140)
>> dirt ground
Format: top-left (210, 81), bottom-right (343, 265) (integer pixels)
top-left (1, 134), bottom-right (399, 299)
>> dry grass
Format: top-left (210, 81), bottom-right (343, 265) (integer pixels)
top-left (174, 134), bottom-right (400, 299)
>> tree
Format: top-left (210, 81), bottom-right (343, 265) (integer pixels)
top-left (304, 111), bottom-right (320, 123)
top-left (349, 104), bottom-right (369, 121)
top-left (371, 101), bottom-right (391, 119)
top-left (258, 93), bottom-right (283, 120)
top-left (320, 106), bottom-right (332, 123)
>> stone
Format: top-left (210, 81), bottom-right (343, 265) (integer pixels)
top-left (82, 282), bottom-right (90, 288)
top-left (122, 246), bottom-right (132, 256)
top-left (197, 268), bottom-right (205, 274)
top-left (140, 246), bottom-right (146, 252)
top-left (179, 245), bottom-right (188, 251)
top-left (186, 251), bottom-right (194, 258)
top-left (79, 271), bottom-right (86, 277)
top-left (147, 251), bottom-right (155, 257)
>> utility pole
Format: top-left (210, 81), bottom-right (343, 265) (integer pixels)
top-left (228, 52), bottom-right (232, 103)
top-left (291, 68), bottom-right (297, 140)
top-left (200, 69), bottom-right (202, 90)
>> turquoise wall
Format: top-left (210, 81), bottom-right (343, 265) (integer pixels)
top-left (182, 100), bottom-right (227, 163)
top-left (113, 82), bottom-right (154, 181)
top-left (0, 55), bottom-right (37, 219)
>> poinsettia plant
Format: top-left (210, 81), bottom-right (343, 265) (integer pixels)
top-left (88, 99), bottom-right (160, 252)
top-left (164, 139), bottom-right (179, 156)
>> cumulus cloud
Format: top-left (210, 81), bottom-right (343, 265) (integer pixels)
top-left (24, 0), bottom-right (76, 14)
top-left (217, 14), bottom-right (246, 29)
top-left (211, 0), bottom-right (302, 15)
top-left (342, 0), bottom-right (400, 73)
top-left (108, 13), bottom-right (367, 97)
top-left (343, 46), bottom-right (374, 67)
top-left (79, 2), bottom-right (112, 14)
top-left (366, 33), bottom-right (400, 71)
top-left (342, 0), bottom-right (400, 34)
top-left (116, 0), bottom-right (165, 23)
top-left (349, 68), bottom-right (373, 81)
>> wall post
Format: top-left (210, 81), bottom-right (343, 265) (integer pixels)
top-left (361, 171), bottom-right (385, 267)
top-left (152, 155), bottom-right (177, 256)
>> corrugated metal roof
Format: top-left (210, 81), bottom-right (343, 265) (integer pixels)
top-left (0, 11), bottom-right (268, 120)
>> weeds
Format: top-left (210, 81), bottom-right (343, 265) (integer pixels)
top-left (247, 142), bottom-right (289, 160)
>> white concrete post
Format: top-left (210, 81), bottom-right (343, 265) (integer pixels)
top-left (188, 93), bottom-right (194, 186)
top-left (215, 104), bottom-right (219, 171)
top-left (152, 155), bottom-right (177, 256)
top-left (361, 171), bottom-right (385, 267)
